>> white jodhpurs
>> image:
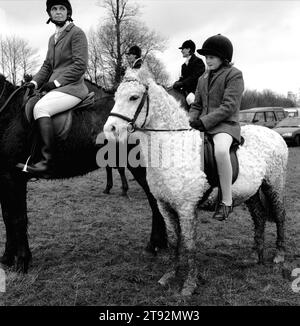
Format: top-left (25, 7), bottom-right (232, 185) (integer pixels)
top-left (33, 91), bottom-right (81, 120)
top-left (213, 133), bottom-right (234, 206)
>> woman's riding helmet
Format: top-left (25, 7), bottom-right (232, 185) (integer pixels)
top-left (46, 0), bottom-right (73, 24)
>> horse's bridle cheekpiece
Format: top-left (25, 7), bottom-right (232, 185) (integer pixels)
top-left (109, 80), bottom-right (191, 133)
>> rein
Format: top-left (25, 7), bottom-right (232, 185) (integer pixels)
top-left (0, 83), bottom-right (26, 114)
top-left (109, 83), bottom-right (192, 133)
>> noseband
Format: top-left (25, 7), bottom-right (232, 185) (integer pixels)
top-left (108, 81), bottom-right (191, 133)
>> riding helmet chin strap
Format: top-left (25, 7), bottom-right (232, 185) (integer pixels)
top-left (46, 16), bottom-right (73, 25)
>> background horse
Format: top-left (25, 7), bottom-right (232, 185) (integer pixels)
top-left (84, 80), bottom-right (129, 196)
top-left (104, 67), bottom-right (288, 296)
top-left (0, 74), bottom-right (167, 273)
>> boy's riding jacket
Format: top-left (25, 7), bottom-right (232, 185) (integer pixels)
top-left (32, 23), bottom-right (89, 100)
top-left (178, 53), bottom-right (205, 95)
top-left (189, 65), bottom-right (244, 142)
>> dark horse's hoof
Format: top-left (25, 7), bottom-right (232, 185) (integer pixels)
top-left (144, 241), bottom-right (168, 256)
top-left (15, 254), bottom-right (32, 274)
top-left (103, 188), bottom-right (111, 194)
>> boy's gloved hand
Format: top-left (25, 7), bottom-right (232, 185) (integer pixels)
top-left (173, 81), bottom-right (183, 90)
top-left (189, 119), bottom-right (206, 131)
top-left (40, 81), bottom-right (57, 93)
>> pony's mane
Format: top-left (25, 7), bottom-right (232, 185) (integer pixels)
top-left (123, 67), bottom-right (189, 129)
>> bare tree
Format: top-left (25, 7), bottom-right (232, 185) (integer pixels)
top-left (144, 53), bottom-right (169, 86)
top-left (241, 89), bottom-right (295, 110)
top-left (0, 35), bottom-right (39, 85)
top-left (89, 0), bottom-right (168, 88)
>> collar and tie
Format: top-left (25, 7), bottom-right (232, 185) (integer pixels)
top-left (54, 22), bottom-right (69, 43)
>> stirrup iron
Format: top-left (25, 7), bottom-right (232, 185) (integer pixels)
top-left (22, 155), bottom-right (31, 172)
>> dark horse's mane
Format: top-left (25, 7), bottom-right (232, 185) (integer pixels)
top-left (83, 78), bottom-right (114, 100)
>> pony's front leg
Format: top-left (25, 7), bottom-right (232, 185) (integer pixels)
top-left (157, 201), bottom-right (180, 286)
top-left (0, 173), bottom-right (31, 273)
top-left (178, 204), bottom-right (199, 296)
top-left (128, 166), bottom-right (167, 253)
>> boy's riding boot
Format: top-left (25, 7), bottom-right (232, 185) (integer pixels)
top-left (212, 202), bottom-right (233, 221)
top-left (17, 117), bottom-right (54, 177)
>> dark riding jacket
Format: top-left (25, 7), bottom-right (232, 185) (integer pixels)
top-left (177, 54), bottom-right (205, 94)
top-left (33, 23), bottom-right (89, 100)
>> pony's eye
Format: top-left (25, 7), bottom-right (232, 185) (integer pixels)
top-left (129, 95), bottom-right (139, 101)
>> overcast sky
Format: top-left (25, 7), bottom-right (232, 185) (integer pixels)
top-left (0, 0), bottom-right (300, 96)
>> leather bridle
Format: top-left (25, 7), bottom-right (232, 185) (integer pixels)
top-left (108, 81), bottom-right (191, 133)
top-left (109, 85), bottom-right (150, 133)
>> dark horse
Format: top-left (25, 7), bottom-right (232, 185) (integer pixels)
top-left (0, 74), bottom-right (167, 273)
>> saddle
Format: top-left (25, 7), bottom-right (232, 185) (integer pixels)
top-left (203, 134), bottom-right (244, 187)
top-left (24, 92), bottom-right (95, 140)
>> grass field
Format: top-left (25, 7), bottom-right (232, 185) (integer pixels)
top-left (0, 147), bottom-right (299, 306)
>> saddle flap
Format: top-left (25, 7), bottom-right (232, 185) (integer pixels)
top-left (203, 134), bottom-right (242, 187)
top-left (24, 92), bottom-right (95, 140)
top-left (73, 92), bottom-right (95, 110)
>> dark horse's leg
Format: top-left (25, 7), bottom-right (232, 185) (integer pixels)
top-left (0, 172), bottom-right (31, 272)
top-left (117, 167), bottom-right (129, 196)
top-left (128, 166), bottom-right (167, 253)
top-left (103, 166), bottom-right (113, 194)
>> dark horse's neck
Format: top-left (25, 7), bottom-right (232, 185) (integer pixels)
top-left (0, 75), bottom-right (115, 178)
top-left (0, 74), bottom-right (23, 116)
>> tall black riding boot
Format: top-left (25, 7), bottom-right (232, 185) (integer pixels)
top-left (17, 117), bottom-right (54, 177)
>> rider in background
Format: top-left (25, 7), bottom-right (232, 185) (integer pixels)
top-left (126, 45), bottom-right (143, 69)
top-left (173, 39), bottom-right (205, 107)
top-left (17, 0), bottom-right (88, 176)
top-left (189, 34), bottom-right (244, 221)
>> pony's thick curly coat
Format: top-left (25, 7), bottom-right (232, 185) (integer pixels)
top-left (105, 67), bottom-right (288, 296)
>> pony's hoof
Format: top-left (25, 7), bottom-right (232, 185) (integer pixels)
top-left (158, 271), bottom-right (176, 287)
top-left (103, 188), bottom-right (110, 194)
top-left (273, 250), bottom-right (285, 264)
top-left (181, 279), bottom-right (198, 297)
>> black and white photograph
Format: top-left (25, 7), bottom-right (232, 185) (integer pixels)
top-left (0, 0), bottom-right (299, 309)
